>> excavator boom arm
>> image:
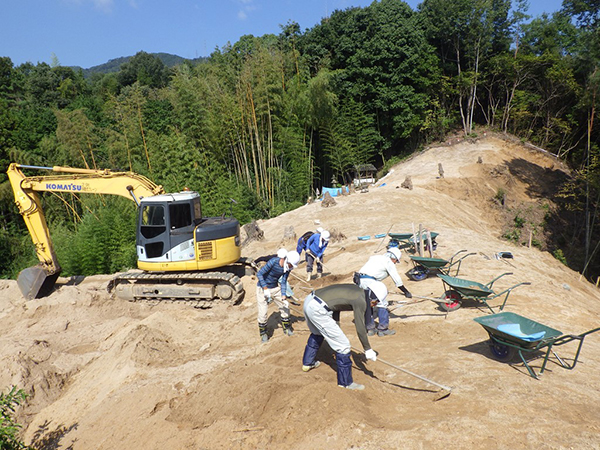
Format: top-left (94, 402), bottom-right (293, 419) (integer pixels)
top-left (7, 163), bottom-right (166, 299)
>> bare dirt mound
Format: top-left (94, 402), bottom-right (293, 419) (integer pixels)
top-left (1, 135), bottom-right (599, 450)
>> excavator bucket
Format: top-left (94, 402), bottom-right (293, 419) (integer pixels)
top-left (17, 266), bottom-right (60, 300)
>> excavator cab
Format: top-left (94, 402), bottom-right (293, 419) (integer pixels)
top-left (136, 192), bottom-right (241, 272)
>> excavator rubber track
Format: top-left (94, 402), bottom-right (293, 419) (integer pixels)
top-left (109, 270), bottom-right (245, 308)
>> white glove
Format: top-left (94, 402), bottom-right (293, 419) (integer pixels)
top-left (263, 288), bottom-right (271, 302)
top-left (315, 257), bottom-right (321, 264)
top-left (365, 349), bottom-right (377, 362)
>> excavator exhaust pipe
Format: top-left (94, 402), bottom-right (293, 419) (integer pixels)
top-left (17, 266), bottom-right (61, 300)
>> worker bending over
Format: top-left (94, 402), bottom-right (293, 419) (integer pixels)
top-left (356, 247), bottom-right (412, 337)
top-left (305, 229), bottom-right (330, 281)
top-left (301, 283), bottom-right (377, 391)
top-left (296, 226), bottom-right (324, 256)
top-left (256, 250), bottom-right (300, 343)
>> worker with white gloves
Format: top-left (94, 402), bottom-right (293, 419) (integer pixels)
top-left (305, 229), bottom-right (330, 281)
top-left (355, 246), bottom-right (412, 337)
top-left (301, 284), bottom-right (376, 391)
top-left (256, 250), bottom-right (300, 343)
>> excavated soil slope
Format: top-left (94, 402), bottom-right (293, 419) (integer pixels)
top-left (1, 135), bottom-right (599, 450)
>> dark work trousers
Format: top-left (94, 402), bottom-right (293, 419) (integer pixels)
top-left (306, 253), bottom-right (323, 274)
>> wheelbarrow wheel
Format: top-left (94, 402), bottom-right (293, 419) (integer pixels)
top-left (408, 266), bottom-right (429, 281)
top-left (488, 340), bottom-right (516, 362)
top-left (439, 290), bottom-right (461, 312)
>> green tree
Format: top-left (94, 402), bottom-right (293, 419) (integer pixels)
top-left (55, 108), bottom-right (100, 168)
top-left (420, 0), bottom-right (512, 136)
top-left (300, 0), bottom-right (439, 145)
top-left (117, 51), bottom-right (170, 90)
top-left (0, 386), bottom-right (29, 450)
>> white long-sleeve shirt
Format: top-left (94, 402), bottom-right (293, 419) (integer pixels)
top-left (358, 254), bottom-right (404, 287)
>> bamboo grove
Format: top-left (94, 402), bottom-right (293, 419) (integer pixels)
top-left (0, 0), bottom-right (599, 280)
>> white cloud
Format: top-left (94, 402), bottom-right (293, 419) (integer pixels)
top-left (236, 0), bottom-right (256, 21)
top-left (92, 0), bottom-right (114, 13)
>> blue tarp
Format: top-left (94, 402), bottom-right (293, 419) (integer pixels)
top-left (322, 186), bottom-right (349, 197)
top-left (497, 323), bottom-right (546, 342)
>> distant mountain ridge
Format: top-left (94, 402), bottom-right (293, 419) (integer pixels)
top-left (72, 52), bottom-right (207, 77)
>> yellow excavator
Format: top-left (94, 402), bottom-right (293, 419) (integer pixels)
top-left (7, 163), bottom-right (251, 305)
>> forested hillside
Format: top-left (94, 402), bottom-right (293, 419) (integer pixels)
top-left (0, 0), bottom-right (598, 281)
top-left (75, 53), bottom-right (207, 78)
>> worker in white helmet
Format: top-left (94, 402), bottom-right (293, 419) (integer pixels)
top-left (355, 246), bottom-right (412, 337)
top-left (256, 250), bottom-right (301, 343)
top-left (254, 248), bottom-right (297, 303)
top-left (296, 226), bottom-right (325, 256)
top-left (305, 229), bottom-right (330, 281)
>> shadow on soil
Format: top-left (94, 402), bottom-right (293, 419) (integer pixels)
top-left (30, 420), bottom-right (79, 450)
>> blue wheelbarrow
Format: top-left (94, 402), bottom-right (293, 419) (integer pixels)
top-left (474, 311), bottom-right (600, 379)
top-left (437, 272), bottom-right (530, 313)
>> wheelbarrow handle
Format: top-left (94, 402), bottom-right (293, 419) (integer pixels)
top-left (453, 252), bottom-right (477, 264)
top-left (573, 326), bottom-right (600, 339)
top-left (485, 272), bottom-right (513, 288)
top-left (507, 281), bottom-right (531, 291)
top-left (448, 250), bottom-right (469, 261)
top-left (449, 249), bottom-right (468, 259)
top-left (491, 281), bottom-right (530, 299)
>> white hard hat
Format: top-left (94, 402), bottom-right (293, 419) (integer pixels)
top-left (387, 247), bottom-right (402, 261)
top-left (321, 230), bottom-right (330, 241)
top-left (316, 227), bottom-right (324, 234)
top-left (277, 248), bottom-right (288, 259)
top-left (285, 250), bottom-right (300, 268)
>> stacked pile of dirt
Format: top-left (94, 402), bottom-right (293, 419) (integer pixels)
top-left (1, 135), bottom-right (599, 450)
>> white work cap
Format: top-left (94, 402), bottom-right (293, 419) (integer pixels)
top-left (285, 250), bottom-right (300, 268)
top-left (387, 247), bottom-right (402, 261)
top-left (277, 248), bottom-right (288, 259)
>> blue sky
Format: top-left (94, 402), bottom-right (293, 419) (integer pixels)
top-left (3, 0), bottom-right (565, 69)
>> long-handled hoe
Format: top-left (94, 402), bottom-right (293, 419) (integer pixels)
top-left (351, 345), bottom-right (453, 401)
top-left (288, 304), bottom-right (453, 401)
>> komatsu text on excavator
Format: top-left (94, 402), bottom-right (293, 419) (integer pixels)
top-left (8, 163), bottom-right (251, 306)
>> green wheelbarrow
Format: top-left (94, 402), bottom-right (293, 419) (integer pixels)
top-left (388, 232), bottom-right (439, 252)
top-left (437, 272), bottom-right (530, 313)
top-left (408, 250), bottom-right (476, 281)
top-left (474, 311), bottom-right (600, 379)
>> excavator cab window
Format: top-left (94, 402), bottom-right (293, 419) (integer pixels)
top-left (169, 203), bottom-right (192, 230)
top-left (140, 204), bottom-right (166, 239)
top-left (192, 197), bottom-right (202, 224)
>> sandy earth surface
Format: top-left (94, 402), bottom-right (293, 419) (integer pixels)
top-left (1, 134), bottom-right (599, 450)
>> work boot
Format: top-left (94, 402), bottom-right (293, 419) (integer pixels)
top-left (282, 318), bottom-right (294, 336)
top-left (367, 329), bottom-right (376, 337)
top-left (377, 329), bottom-right (396, 337)
top-left (302, 361), bottom-right (321, 372)
top-left (259, 323), bottom-right (269, 343)
top-left (306, 272), bottom-right (312, 282)
top-left (316, 273), bottom-right (322, 279)
top-left (339, 382), bottom-right (365, 391)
